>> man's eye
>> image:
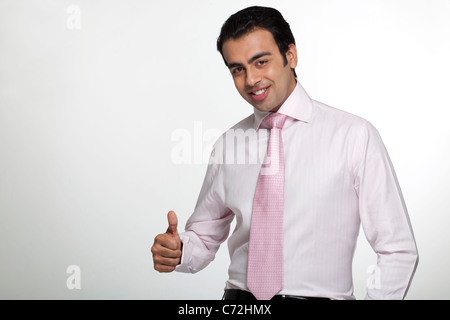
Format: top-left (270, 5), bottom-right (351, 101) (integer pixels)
top-left (232, 67), bottom-right (243, 74)
top-left (257, 60), bottom-right (268, 66)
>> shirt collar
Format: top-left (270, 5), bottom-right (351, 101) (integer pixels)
top-left (253, 81), bottom-right (313, 130)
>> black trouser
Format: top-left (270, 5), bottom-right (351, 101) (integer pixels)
top-left (223, 289), bottom-right (330, 301)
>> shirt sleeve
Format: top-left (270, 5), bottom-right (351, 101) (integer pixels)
top-left (175, 159), bottom-right (234, 274)
top-left (354, 121), bottom-right (419, 300)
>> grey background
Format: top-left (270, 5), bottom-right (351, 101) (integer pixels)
top-left (1, 0), bottom-right (449, 299)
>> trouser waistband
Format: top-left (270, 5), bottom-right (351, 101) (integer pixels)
top-left (223, 289), bottom-right (330, 301)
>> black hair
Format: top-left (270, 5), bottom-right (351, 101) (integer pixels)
top-left (216, 6), bottom-right (297, 77)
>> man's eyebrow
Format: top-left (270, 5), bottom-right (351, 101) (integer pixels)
top-left (227, 52), bottom-right (272, 69)
top-left (248, 52), bottom-right (272, 64)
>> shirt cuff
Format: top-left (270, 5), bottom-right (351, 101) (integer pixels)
top-left (175, 231), bottom-right (216, 274)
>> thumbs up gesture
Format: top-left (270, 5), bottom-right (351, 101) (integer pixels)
top-left (151, 211), bottom-right (182, 272)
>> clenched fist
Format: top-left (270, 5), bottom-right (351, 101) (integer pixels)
top-left (151, 211), bottom-right (182, 272)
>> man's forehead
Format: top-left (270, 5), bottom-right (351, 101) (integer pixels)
top-left (222, 28), bottom-right (278, 64)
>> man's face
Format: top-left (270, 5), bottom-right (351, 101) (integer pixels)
top-left (221, 28), bottom-right (298, 112)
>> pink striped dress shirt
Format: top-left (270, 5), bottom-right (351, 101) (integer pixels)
top-left (175, 81), bottom-right (418, 300)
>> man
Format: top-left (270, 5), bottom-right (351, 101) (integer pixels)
top-left (151, 6), bottom-right (418, 300)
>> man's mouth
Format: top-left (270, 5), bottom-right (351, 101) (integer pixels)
top-left (253, 88), bottom-right (267, 95)
top-left (249, 86), bottom-right (270, 101)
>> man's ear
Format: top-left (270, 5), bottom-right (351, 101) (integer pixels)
top-left (286, 44), bottom-right (298, 69)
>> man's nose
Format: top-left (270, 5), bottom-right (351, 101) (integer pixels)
top-left (246, 68), bottom-right (261, 88)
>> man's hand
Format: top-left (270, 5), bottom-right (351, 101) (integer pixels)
top-left (151, 211), bottom-right (182, 272)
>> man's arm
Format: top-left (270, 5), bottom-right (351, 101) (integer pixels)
top-left (354, 121), bottom-right (419, 300)
top-left (175, 159), bottom-right (234, 274)
top-left (152, 156), bottom-right (234, 274)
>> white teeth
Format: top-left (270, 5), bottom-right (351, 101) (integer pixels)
top-left (253, 88), bottom-right (266, 95)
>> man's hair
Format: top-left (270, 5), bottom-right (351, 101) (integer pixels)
top-left (216, 6), bottom-right (297, 77)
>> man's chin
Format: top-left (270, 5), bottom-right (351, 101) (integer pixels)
top-left (252, 104), bottom-right (280, 113)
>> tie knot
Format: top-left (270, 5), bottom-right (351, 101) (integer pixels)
top-left (260, 113), bottom-right (287, 130)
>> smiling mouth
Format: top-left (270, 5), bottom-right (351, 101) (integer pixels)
top-left (249, 86), bottom-right (270, 102)
top-left (252, 88), bottom-right (267, 96)
top-left (250, 87), bottom-right (268, 96)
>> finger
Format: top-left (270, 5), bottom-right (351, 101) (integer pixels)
top-left (166, 211), bottom-right (178, 236)
top-left (154, 234), bottom-right (179, 251)
top-left (154, 264), bottom-right (176, 273)
top-left (156, 245), bottom-right (182, 259)
top-left (153, 255), bottom-right (181, 267)
top-left (152, 237), bottom-right (179, 254)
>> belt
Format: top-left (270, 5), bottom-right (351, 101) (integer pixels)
top-left (223, 289), bottom-right (330, 301)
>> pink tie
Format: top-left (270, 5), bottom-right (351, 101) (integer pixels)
top-left (247, 112), bottom-right (287, 300)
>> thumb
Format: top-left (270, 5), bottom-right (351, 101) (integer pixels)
top-left (166, 210), bottom-right (179, 236)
